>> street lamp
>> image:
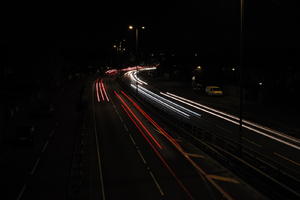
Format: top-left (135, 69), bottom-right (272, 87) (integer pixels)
top-left (238, 0), bottom-right (245, 154)
top-left (128, 25), bottom-right (146, 94)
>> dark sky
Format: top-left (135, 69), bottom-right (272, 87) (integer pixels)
top-left (2, 1), bottom-right (299, 66)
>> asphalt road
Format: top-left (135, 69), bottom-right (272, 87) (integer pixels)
top-left (90, 76), bottom-right (267, 200)
top-left (128, 69), bottom-right (300, 181)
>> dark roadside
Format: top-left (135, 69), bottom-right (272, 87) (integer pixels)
top-left (139, 72), bottom-right (300, 138)
top-left (0, 75), bottom-right (90, 200)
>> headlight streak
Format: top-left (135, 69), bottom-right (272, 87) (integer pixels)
top-left (133, 71), bottom-right (148, 85)
top-left (130, 84), bottom-right (190, 118)
top-left (114, 91), bottom-right (163, 149)
top-left (138, 85), bottom-right (201, 117)
top-left (161, 92), bottom-right (300, 150)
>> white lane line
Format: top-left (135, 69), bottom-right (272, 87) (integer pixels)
top-left (16, 184), bottom-right (27, 200)
top-left (41, 140), bottom-right (49, 153)
top-left (149, 171), bottom-right (165, 196)
top-left (30, 157), bottom-right (41, 175)
top-left (113, 104), bottom-right (124, 123)
top-left (137, 150), bottom-right (147, 164)
top-left (129, 134), bottom-right (137, 146)
top-left (92, 80), bottom-right (106, 200)
top-left (123, 124), bottom-right (129, 132)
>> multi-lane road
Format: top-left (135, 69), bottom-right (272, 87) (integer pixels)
top-left (90, 74), bottom-right (268, 200)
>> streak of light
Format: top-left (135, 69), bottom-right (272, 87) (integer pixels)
top-left (101, 79), bottom-right (109, 102)
top-left (131, 84), bottom-right (190, 118)
top-left (121, 90), bottom-right (181, 148)
top-left (119, 103), bottom-right (194, 200)
top-left (161, 92), bottom-right (300, 150)
top-left (115, 91), bottom-right (163, 149)
top-left (165, 92), bottom-right (300, 144)
top-left (138, 85), bottom-right (200, 117)
top-left (95, 79), bottom-right (100, 102)
top-left (133, 71), bottom-right (148, 85)
top-left (121, 90), bottom-right (233, 200)
top-left (274, 152), bottom-right (300, 167)
top-left (98, 79), bottom-right (104, 101)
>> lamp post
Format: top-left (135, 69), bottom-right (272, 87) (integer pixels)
top-left (239, 0), bottom-right (245, 154)
top-left (129, 25), bottom-right (145, 95)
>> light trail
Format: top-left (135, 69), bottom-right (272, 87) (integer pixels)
top-left (119, 102), bottom-right (194, 200)
top-left (160, 92), bottom-right (300, 150)
top-left (114, 91), bottom-right (163, 149)
top-left (101, 79), bottom-right (109, 102)
top-left (95, 79), bottom-right (100, 102)
top-left (138, 85), bottom-right (201, 117)
top-left (98, 79), bottom-right (104, 101)
top-left (133, 71), bottom-right (148, 85)
top-left (121, 90), bottom-right (235, 200)
top-left (121, 90), bottom-right (181, 148)
top-left (131, 84), bottom-right (190, 118)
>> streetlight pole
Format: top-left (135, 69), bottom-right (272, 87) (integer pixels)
top-left (238, 0), bottom-right (245, 154)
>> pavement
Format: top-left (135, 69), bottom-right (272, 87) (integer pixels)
top-left (0, 77), bottom-right (85, 200)
top-left (86, 76), bottom-right (267, 200)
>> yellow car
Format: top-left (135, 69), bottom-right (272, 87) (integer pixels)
top-left (205, 86), bottom-right (223, 96)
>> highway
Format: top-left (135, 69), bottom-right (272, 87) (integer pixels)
top-left (118, 67), bottom-right (300, 199)
top-left (90, 75), bottom-right (268, 200)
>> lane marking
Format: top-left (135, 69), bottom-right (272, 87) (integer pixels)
top-left (137, 150), bottom-right (147, 164)
top-left (149, 171), bottom-right (165, 196)
top-left (123, 124), bottom-right (129, 132)
top-left (211, 143), bottom-right (300, 197)
top-left (41, 140), bottom-right (49, 153)
top-left (206, 174), bottom-right (239, 184)
top-left (119, 100), bottom-right (194, 199)
top-left (16, 184), bottom-right (27, 200)
top-left (92, 79), bottom-right (106, 200)
top-left (30, 157), bottom-right (41, 175)
top-left (112, 104), bottom-right (124, 123)
top-left (129, 134), bottom-right (137, 146)
top-left (274, 152), bottom-right (300, 167)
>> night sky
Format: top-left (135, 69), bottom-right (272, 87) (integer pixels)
top-left (1, 1), bottom-right (299, 67)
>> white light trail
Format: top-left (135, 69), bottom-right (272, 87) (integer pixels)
top-left (161, 92), bottom-right (300, 150)
top-left (138, 86), bottom-right (201, 117)
top-left (130, 84), bottom-right (190, 118)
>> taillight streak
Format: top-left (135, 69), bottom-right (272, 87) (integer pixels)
top-left (120, 90), bottom-right (181, 148)
top-left (119, 103), bottom-right (194, 200)
top-left (98, 80), bottom-right (104, 101)
top-left (114, 91), bottom-right (163, 149)
top-left (101, 79), bottom-right (109, 102)
top-left (95, 79), bottom-right (100, 102)
top-left (121, 89), bottom-right (235, 199)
